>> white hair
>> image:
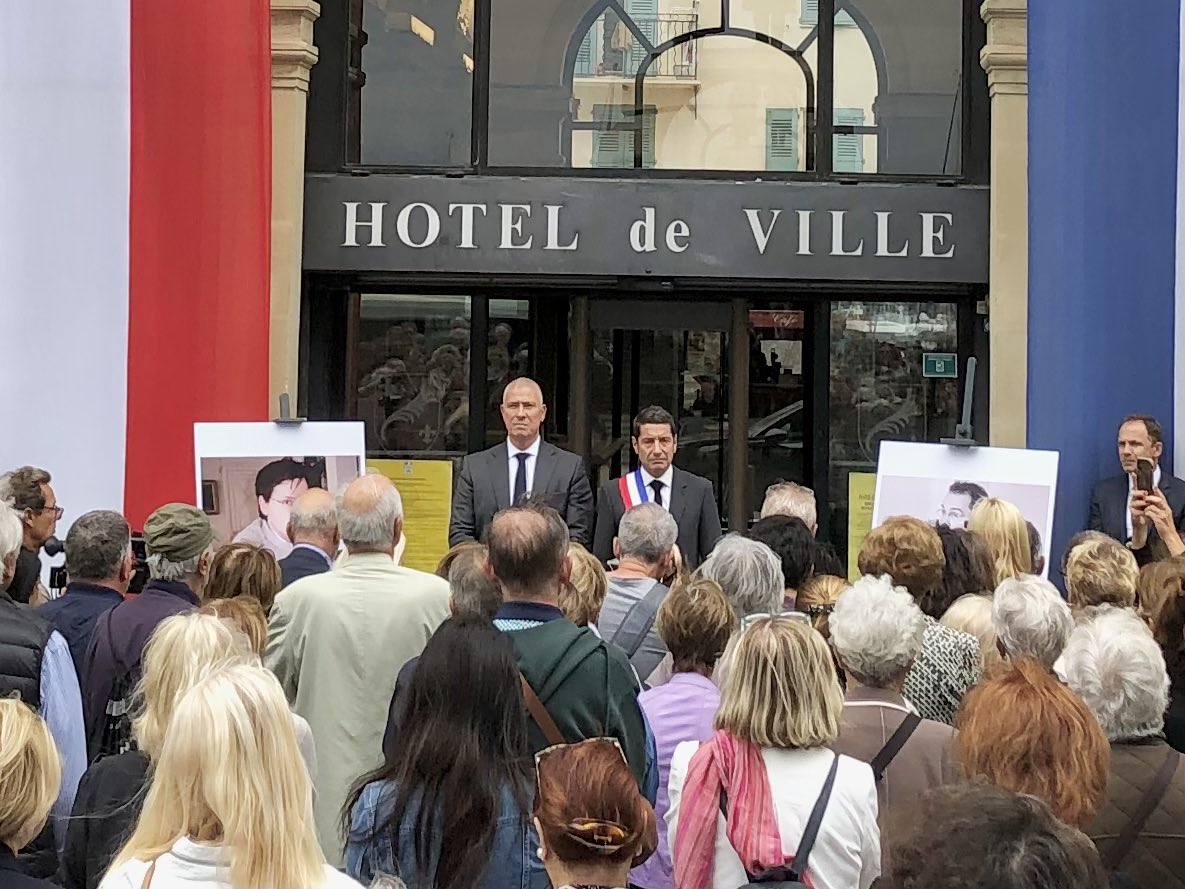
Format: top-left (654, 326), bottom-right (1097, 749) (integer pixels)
top-left (699, 534), bottom-right (784, 618)
top-left (617, 504), bottom-right (678, 564)
top-left (288, 496), bottom-right (337, 537)
top-left (337, 476), bottom-right (403, 551)
top-left (830, 575), bottom-right (927, 687)
top-left (0, 505), bottom-right (23, 564)
top-left (992, 575), bottom-right (1074, 669)
top-left (147, 545), bottom-right (214, 582)
top-left (1059, 607), bottom-right (1169, 741)
top-left (760, 482), bottom-right (817, 528)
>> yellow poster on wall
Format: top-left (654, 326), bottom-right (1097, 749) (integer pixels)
top-left (847, 472), bottom-right (877, 582)
top-left (368, 459), bottom-right (453, 574)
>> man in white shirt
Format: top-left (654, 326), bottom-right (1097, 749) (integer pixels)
top-left (448, 377), bottom-right (594, 546)
top-left (593, 405), bottom-right (722, 570)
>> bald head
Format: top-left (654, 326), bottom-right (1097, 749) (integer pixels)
top-left (486, 504), bottom-right (569, 602)
top-left (287, 487), bottom-right (339, 555)
top-left (500, 377), bottom-right (548, 450)
top-left (336, 474), bottom-right (403, 555)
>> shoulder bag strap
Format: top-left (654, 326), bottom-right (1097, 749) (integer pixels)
top-left (608, 580), bottom-right (667, 658)
top-left (139, 859), bottom-right (157, 889)
top-left (1104, 747), bottom-right (1179, 871)
top-left (869, 712), bottom-right (922, 782)
top-left (519, 673), bottom-right (566, 746)
top-left (787, 753), bottom-right (841, 883)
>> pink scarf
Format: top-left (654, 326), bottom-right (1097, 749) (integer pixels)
top-left (672, 731), bottom-right (789, 889)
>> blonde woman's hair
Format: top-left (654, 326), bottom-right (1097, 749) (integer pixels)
top-left (967, 498), bottom-right (1033, 588)
top-left (717, 617), bottom-right (843, 749)
top-left (0, 699), bottom-right (61, 852)
top-left (1138, 556), bottom-right (1185, 625)
top-left (108, 664), bottom-right (327, 888)
top-left (796, 574), bottom-right (849, 639)
top-left (133, 612), bottom-right (257, 759)
top-left (940, 593), bottom-right (1005, 676)
top-left (559, 542), bottom-right (607, 626)
top-left (1066, 538), bottom-right (1139, 610)
top-left (200, 597), bottom-right (269, 655)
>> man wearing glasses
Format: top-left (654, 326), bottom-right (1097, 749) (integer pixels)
top-left (232, 458), bottom-right (312, 559)
top-left (0, 466), bottom-right (61, 605)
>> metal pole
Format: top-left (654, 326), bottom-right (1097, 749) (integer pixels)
top-left (569, 295), bottom-right (593, 464)
top-left (729, 297), bottom-right (750, 530)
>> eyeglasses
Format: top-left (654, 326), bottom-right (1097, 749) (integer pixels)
top-left (34, 505), bottom-right (63, 521)
top-left (741, 611), bottom-right (812, 630)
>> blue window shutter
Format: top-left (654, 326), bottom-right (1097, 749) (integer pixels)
top-left (592, 104), bottom-right (657, 167)
top-left (833, 107), bottom-right (864, 173)
top-left (766, 108), bottom-right (800, 171)
top-left (624, 0), bottom-right (658, 74)
top-left (835, 3), bottom-right (857, 26)
top-left (800, 0), bottom-right (818, 25)
top-left (575, 29), bottom-right (594, 75)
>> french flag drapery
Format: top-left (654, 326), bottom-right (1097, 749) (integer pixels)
top-left (0, 0), bottom-right (272, 530)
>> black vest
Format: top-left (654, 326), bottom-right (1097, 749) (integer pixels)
top-left (0, 593), bottom-right (52, 708)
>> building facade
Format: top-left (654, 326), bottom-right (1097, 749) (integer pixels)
top-left (267, 0), bottom-right (1025, 560)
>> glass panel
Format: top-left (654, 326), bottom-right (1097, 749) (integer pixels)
top-left (833, 1), bottom-right (963, 174)
top-left (747, 307), bottom-right (808, 522)
top-left (827, 300), bottom-right (961, 557)
top-left (486, 299), bottom-right (534, 447)
top-left (353, 0), bottom-right (474, 166)
top-left (356, 294), bottom-right (472, 455)
top-left (589, 327), bottom-right (729, 524)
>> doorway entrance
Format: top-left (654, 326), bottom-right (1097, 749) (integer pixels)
top-left (584, 298), bottom-right (808, 529)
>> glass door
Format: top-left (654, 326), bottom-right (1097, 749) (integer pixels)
top-left (588, 299), bottom-right (732, 523)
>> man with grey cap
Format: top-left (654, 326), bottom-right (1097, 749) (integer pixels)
top-left (82, 503), bottom-right (215, 761)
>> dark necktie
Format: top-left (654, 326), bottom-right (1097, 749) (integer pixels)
top-left (513, 452), bottom-right (529, 504)
top-left (650, 479), bottom-right (664, 507)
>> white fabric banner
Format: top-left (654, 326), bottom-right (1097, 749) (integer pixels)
top-left (0, 2), bottom-right (131, 540)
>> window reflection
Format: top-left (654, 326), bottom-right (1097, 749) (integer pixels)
top-left (485, 299), bottom-right (533, 447)
top-left (356, 295), bottom-right (472, 454)
top-left (352, 0), bottom-right (474, 166)
top-left (747, 308), bottom-right (807, 521)
top-left (827, 301), bottom-right (960, 552)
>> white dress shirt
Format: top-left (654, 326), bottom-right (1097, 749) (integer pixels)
top-left (1126, 464), bottom-right (1162, 541)
top-left (639, 465), bottom-right (675, 512)
top-left (508, 436), bottom-right (542, 502)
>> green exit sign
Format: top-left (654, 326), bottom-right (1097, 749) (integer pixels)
top-left (923, 353), bottom-right (958, 378)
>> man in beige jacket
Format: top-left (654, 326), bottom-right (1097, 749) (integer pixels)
top-left (266, 473), bottom-right (450, 863)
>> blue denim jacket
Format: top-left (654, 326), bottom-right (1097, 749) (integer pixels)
top-left (345, 779), bottom-right (549, 889)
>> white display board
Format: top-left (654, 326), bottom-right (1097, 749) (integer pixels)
top-left (873, 441), bottom-right (1060, 576)
top-left (193, 422), bottom-right (365, 558)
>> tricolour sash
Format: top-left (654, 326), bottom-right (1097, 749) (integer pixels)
top-left (617, 468), bottom-right (651, 509)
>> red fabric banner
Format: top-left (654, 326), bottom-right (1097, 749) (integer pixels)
top-left (125, 0), bottom-right (272, 528)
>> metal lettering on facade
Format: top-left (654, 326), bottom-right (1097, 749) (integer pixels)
top-left (304, 175), bottom-right (989, 283)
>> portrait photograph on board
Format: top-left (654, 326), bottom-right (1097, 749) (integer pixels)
top-left (873, 441), bottom-right (1060, 576)
top-left (193, 422), bottom-right (366, 559)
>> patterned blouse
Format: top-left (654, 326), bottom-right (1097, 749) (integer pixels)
top-left (903, 617), bottom-right (982, 725)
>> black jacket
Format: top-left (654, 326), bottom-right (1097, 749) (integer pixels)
top-left (0, 845), bottom-right (60, 889)
top-left (448, 441), bottom-right (594, 547)
top-left (1089, 472), bottom-right (1185, 547)
top-left (278, 545), bottom-right (332, 589)
top-left (82, 580), bottom-right (198, 760)
top-left (0, 592), bottom-right (52, 708)
top-left (36, 582), bottom-right (123, 686)
top-left (592, 467), bottom-right (723, 570)
top-left (60, 751), bottom-right (150, 889)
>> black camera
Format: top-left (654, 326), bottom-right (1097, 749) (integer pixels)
top-left (45, 533), bottom-right (150, 596)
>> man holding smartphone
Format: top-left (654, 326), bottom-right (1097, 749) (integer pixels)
top-left (1089, 414), bottom-right (1185, 561)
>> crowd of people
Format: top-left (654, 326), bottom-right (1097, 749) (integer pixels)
top-left (0, 408), bottom-right (1182, 889)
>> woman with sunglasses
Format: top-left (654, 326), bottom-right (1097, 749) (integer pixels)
top-left (534, 738), bottom-right (658, 889)
top-left (668, 615), bottom-right (880, 889)
top-left (343, 618), bottom-right (547, 889)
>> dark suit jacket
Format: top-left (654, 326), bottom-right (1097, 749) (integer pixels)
top-left (592, 467), bottom-right (723, 570)
top-left (278, 545), bottom-right (332, 589)
top-left (448, 441), bottom-right (594, 546)
top-left (1089, 471), bottom-right (1185, 544)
